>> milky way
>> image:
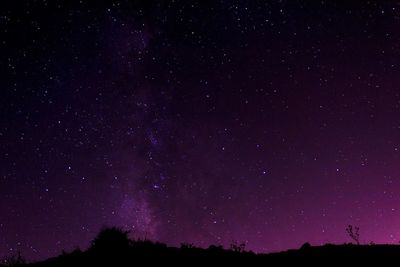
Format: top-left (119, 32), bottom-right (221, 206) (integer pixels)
top-left (2, 0), bottom-right (400, 261)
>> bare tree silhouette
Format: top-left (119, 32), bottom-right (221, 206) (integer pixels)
top-left (346, 225), bottom-right (360, 245)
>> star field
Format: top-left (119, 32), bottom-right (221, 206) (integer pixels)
top-left (2, 0), bottom-right (400, 261)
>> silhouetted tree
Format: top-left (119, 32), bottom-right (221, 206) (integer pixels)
top-left (90, 227), bottom-right (130, 253)
top-left (346, 225), bottom-right (360, 245)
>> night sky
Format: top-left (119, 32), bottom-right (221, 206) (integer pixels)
top-left (2, 0), bottom-right (400, 261)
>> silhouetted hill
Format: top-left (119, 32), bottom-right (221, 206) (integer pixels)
top-left (5, 227), bottom-right (400, 266)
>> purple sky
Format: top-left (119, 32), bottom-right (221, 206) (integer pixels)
top-left (2, 0), bottom-right (400, 261)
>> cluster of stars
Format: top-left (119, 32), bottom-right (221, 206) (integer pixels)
top-left (2, 0), bottom-right (400, 261)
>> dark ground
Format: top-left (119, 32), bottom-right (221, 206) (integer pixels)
top-left (2, 227), bottom-right (400, 266)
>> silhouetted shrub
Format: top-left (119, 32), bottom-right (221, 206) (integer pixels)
top-left (208, 245), bottom-right (224, 251)
top-left (180, 242), bottom-right (195, 249)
